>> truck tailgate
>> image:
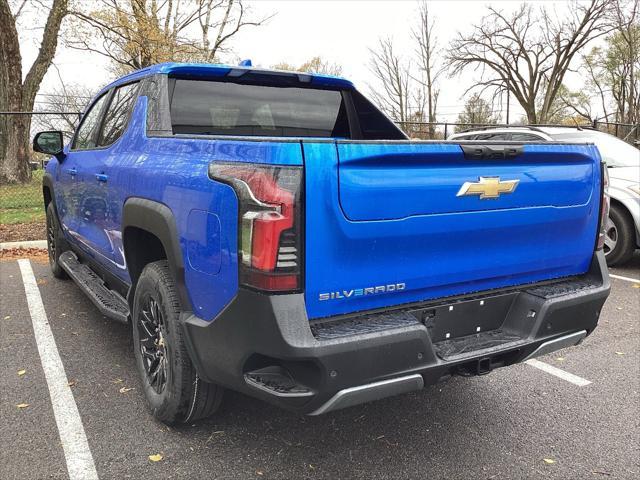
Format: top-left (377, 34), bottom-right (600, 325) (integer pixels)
top-left (303, 141), bottom-right (602, 319)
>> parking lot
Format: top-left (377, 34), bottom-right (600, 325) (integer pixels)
top-left (1, 253), bottom-right (638, 480)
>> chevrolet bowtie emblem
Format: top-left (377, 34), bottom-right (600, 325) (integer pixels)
top-left (456, 177), bottom-right (519, 199)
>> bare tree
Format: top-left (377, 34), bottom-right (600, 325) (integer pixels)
top-left (608, 0), bottom-right (640, 124)
top-left (580, 47), bottom-right (612, 122)
top-left (558, 88), bottom-right (595, 123)
top-left (368, 37), bottom-right (413, 128)
top-left (574, 1), bottom-right (639, 125)
top-left (447, 1), bottom-right (611, 124)
top-left (413, 1), bottom-right (442, 138)
top-left (454, 93), bottom-right (500, 132)
top-left (0, 0), bottom-right (68, 183)
top-left (34, 82), bottom-right (94, 140)
top-left (271, 56), bottom-right (343, 76)
top-left (68, 0), bottom-right (271, 75)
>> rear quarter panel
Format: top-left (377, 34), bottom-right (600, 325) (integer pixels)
top-left (102, 96), bottom-right (304, 320)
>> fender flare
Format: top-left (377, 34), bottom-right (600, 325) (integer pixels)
top-left (121, 198), bottom-right (191, 311)
top-left (42, 173), bottom-right (55, 208)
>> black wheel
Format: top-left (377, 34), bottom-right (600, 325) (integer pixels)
top-left (132, 260), bottom-right (223, 424)
top-left (45, 202), bottom-right (68, 279)
top-left (604, 204), bottom-right (635, 266)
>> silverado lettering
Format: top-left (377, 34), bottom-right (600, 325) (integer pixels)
top-left (319, 283), bottom-right (406, 301)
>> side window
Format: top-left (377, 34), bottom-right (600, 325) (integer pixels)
top-left (475, 133), bottom-right (509, 140)
top-left (72, 94), bottom-right (109, 150)
top-left (510, 133), bottom-right (543, 141)
top-left (97, 82), bottom-right (139, 147)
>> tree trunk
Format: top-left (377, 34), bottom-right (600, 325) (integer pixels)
top-left (0, 115), bottom-right (31, 183)
top-left (0, 0), bottom-right (68, 184)
top-left (0, 0), bottom-right (30, 184)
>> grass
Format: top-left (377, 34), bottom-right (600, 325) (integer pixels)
top-left (0, 170), bottom-right (46, 225)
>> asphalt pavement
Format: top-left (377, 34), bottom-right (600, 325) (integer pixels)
top-left (1, 254), bottom-right (639, 479)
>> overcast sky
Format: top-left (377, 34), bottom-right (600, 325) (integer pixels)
top-left (20, 0), bottom-right (600, 123)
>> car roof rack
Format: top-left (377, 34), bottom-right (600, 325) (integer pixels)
top-left (457, 124), bottom-right (594, 134)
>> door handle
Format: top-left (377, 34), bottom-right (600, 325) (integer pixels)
top-left (65, 167), bottom-right (77, 176)
top-left (95, 173), bottom-right (108, 183)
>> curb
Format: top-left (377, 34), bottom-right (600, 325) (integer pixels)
top-left (0, 240), bottom-right (47, 250)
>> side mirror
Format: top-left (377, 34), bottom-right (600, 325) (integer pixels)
top-left (33, 131), bottom-right (64, 157)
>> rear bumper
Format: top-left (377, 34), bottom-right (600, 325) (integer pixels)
top-left (181, 251), bottom-right (610, 415)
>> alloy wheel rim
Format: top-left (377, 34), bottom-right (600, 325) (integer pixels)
top-left (603, 217), bottom-right (618, 256)
top-left (47, 216), bottom-right (56, 261)
top-left (137, 296), bottom-right (168, 394)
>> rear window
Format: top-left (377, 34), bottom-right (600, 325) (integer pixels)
top-left (170, 79), bottom-right (349, 138)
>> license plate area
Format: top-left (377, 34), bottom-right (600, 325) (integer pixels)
top-left (409, 292), bottom-right (518, 343)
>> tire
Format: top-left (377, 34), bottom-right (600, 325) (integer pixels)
top-left (132, 260), bottom-right (223, 424)
top-left (45, 202), bottom-right (68, 279)
top-left (604, 204), bottom-right (635, 267)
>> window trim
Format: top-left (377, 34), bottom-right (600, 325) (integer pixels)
top-left (96, 81), bottom-right (140, 148)
top-left (342, 90), bottom-right (361, 140)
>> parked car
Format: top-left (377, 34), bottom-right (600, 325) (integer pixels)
top-left (34, 63), bottom-right (610, 425)
top-left (449, 126), bottom-right (640, 266)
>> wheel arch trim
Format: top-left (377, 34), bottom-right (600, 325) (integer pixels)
top-left (122, 197), bottom-right (191, 311)
top-left (609, 197), bottom-right (640, 248)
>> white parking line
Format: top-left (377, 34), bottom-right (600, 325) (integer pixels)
top-left (525, 358), bottom-right (592, 387)
top-left (609, 273), bottom-right (640, 284)
top-left (18, 259), bottom-right (99, 480)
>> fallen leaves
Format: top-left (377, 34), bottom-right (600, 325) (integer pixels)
top-left (119, 386), bottom-right (134, 394)
top-left (615, 351), bottom-right (625, 356)
top-left (17, 369), bottom-right (26, 376)
top-left (555, 357), bottom-right (564, 362)
top-left (16, 403), bottom-right (30, 409)
top-left (205, 431), bottom-right (225, 444)
top-left (543, 458), bottom-right (556, 465)
top-left (0, 245), bottom-right (48, 261)
top-left (68, 380), bottom-right (76, 387)
top-left (148, 454), bottom-right (163, 462)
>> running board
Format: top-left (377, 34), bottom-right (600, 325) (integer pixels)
top-left (59, 251), bottom-right (129, 323)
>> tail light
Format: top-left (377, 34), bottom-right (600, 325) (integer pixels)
top-left (596, 163), bottom-right (610, 250)
top-left (209, 162), bottom-right (302, 292)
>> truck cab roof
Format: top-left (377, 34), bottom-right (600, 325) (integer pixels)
top-left (99, 62), bottom-right (354, 98)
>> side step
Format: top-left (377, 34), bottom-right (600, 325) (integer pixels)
top-left (433, 329), bottom-right (525, 361)
top-left (310, 311), bottom-right (420, 341)
top-left (244, 366), bottom-right (314, 398)
top-left (59, 251), bottom-right (129, 323)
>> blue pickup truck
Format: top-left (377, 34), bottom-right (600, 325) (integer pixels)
top-left (33, 62), bottom-right (610, 424)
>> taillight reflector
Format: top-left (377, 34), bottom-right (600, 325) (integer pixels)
top-left (596, 163), bottom-right (610, 251)
top-left (209, 162), bottom-right (302, 292)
